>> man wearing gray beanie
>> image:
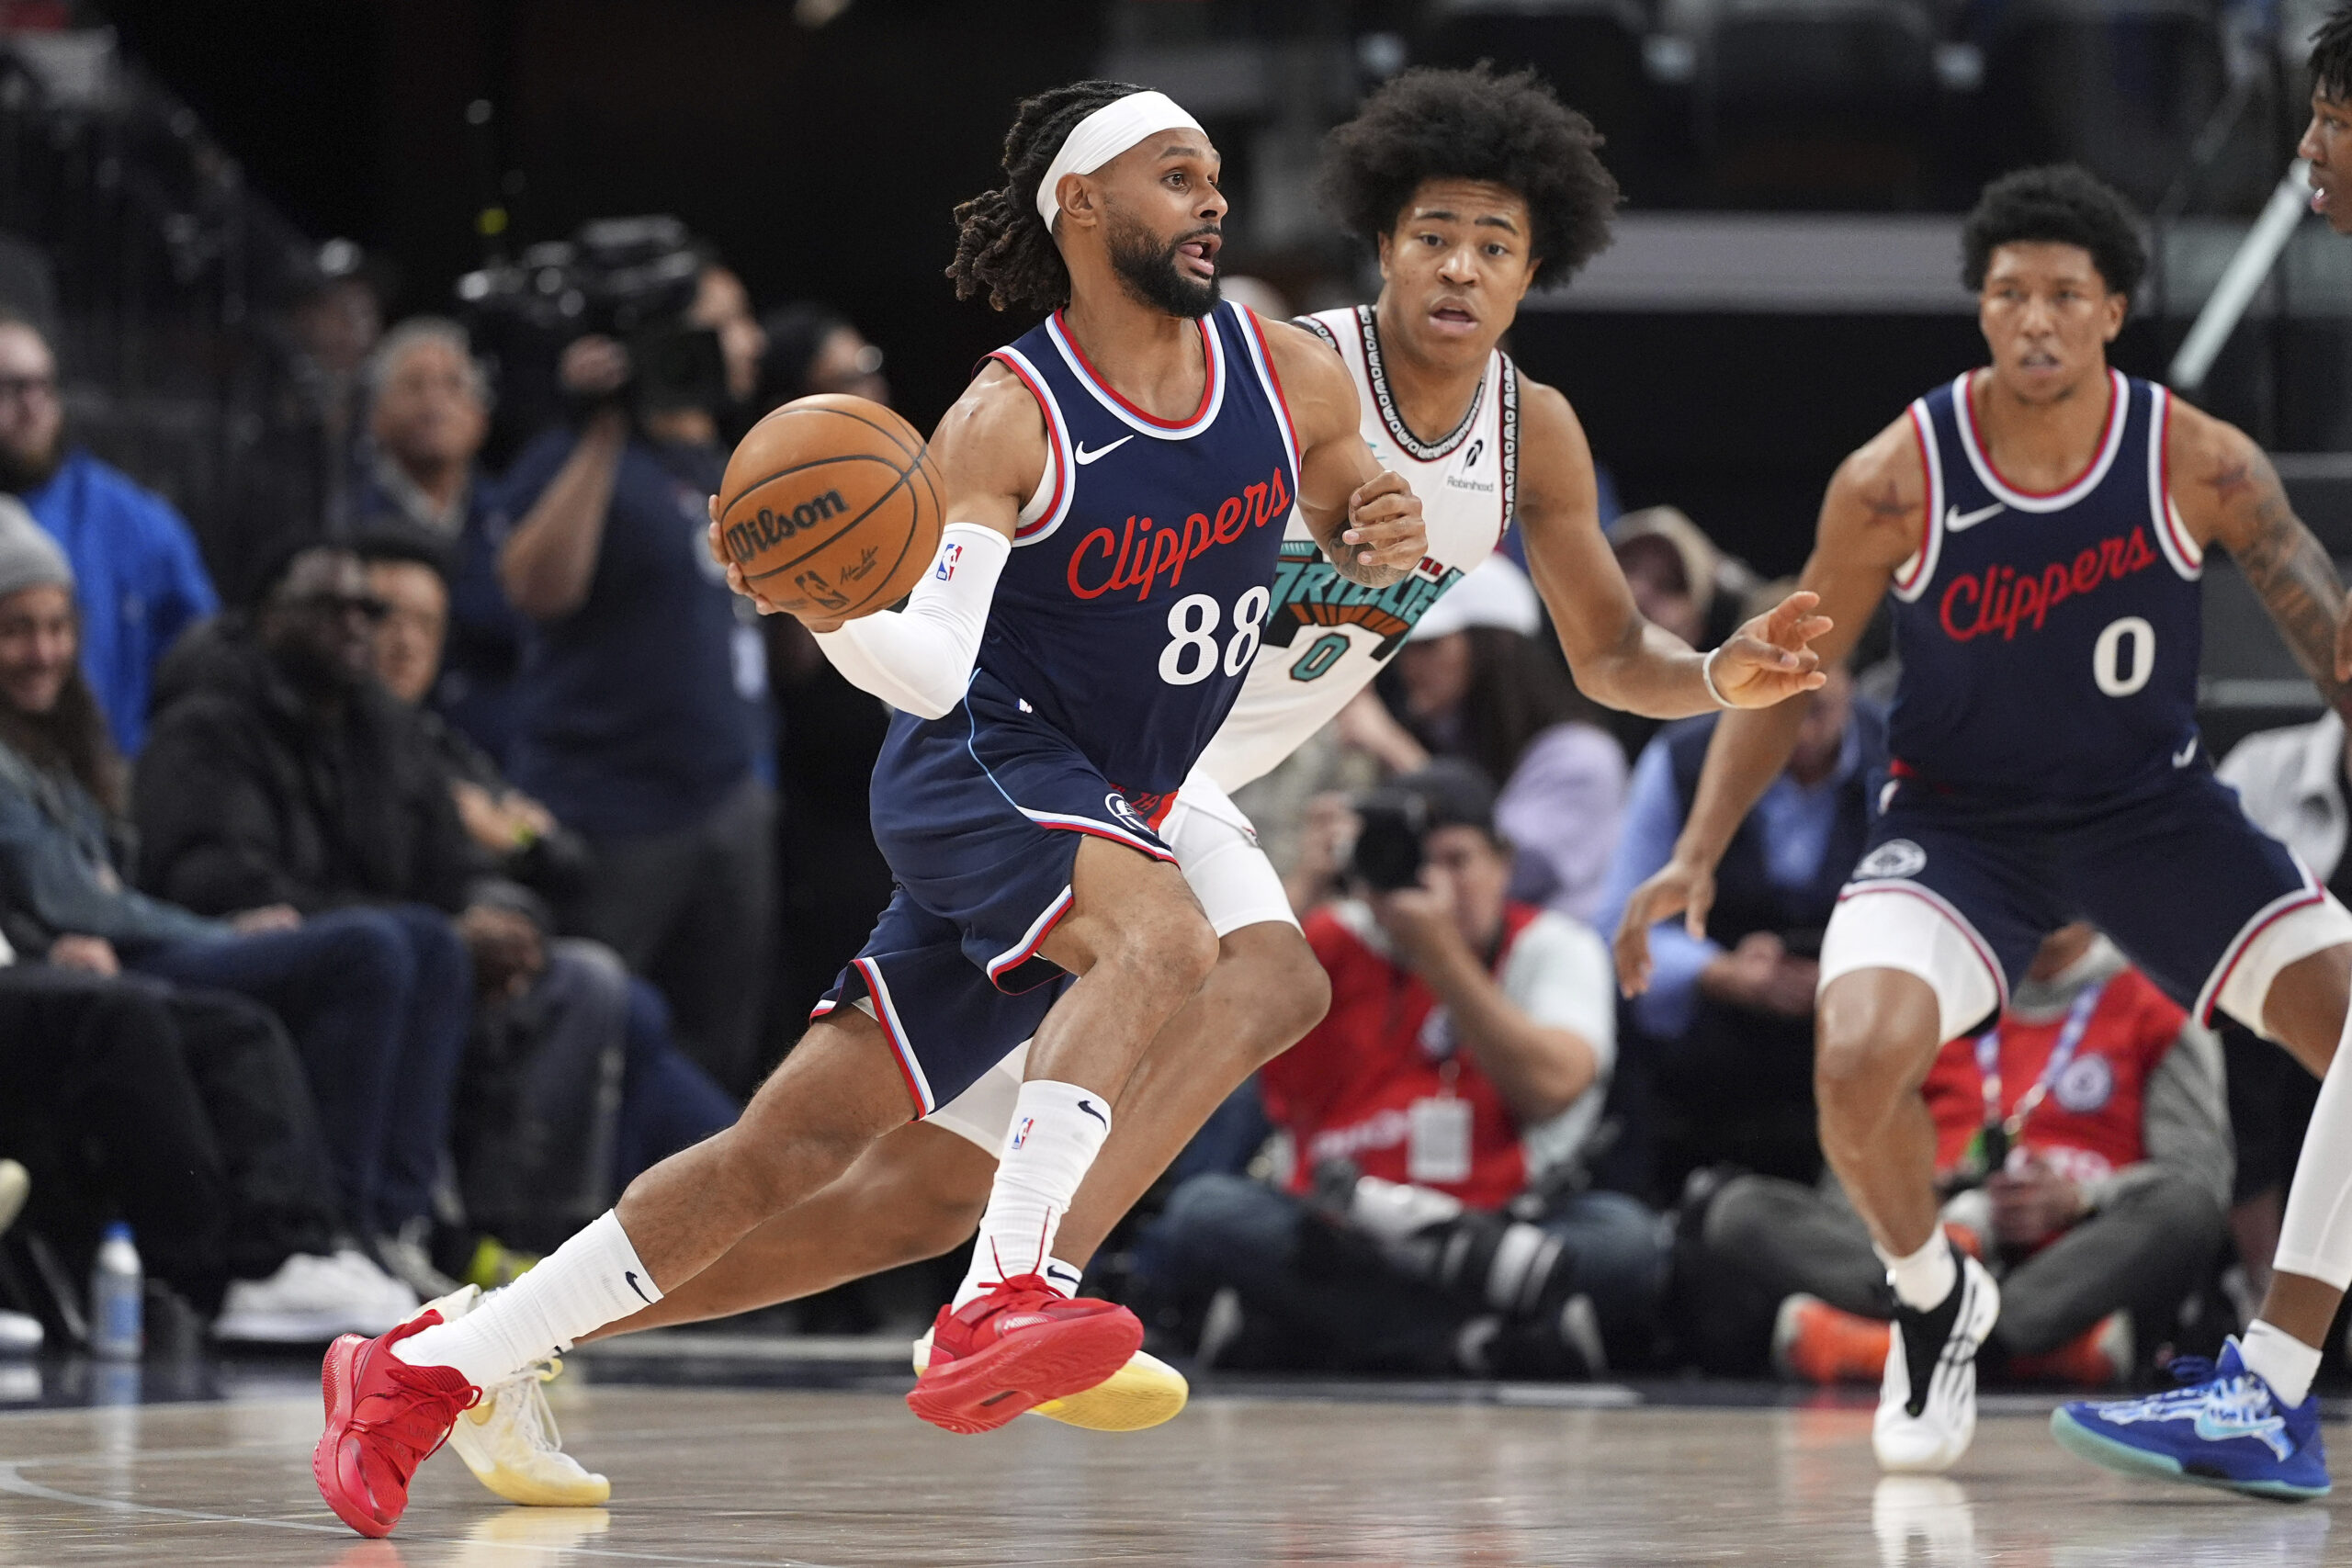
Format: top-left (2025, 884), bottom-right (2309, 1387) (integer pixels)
top-left (0, 312), bottom-right (218, 755)
top-left (0, 494), bottom-right (71, 605)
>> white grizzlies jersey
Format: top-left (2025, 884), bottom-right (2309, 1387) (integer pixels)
top-left (1191, 304), bottom-right (1521, 792)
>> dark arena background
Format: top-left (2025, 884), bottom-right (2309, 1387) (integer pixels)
top-left (0, 0), bottom-right (2350, 1562)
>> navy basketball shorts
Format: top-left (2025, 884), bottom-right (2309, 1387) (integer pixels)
top-left (923, 769), bottom-right (1299, 1154)
top-left (813, 671), bottom-right (1179, 1118)
top-left (1818, 764), bottom-right (2352, 1043)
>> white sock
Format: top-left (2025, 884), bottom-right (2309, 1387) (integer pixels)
top-left (2268, 1003), bottom-right (2352, 1297)
top-left (395, 1211), bottom-right (661, 1388)
top-left (1043, 1258), bottom-right (1084, 1297)
top-left (953, 1080), bottom-right (1111, 1309)
top-left (2241, 1320), bottom-right (2324, 1406)
top-left (1877, 1233), bottom-right (1957, 1313)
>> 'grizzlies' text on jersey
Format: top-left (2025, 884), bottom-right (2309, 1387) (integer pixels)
top-left (1888, 370), bottom-right (2203, 800)
top-left (974, 300), bottom-right (1302, 807)
top-left (1193, 304), bottom-right (1520, 791)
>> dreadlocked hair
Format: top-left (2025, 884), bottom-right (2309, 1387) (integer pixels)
top-left (2314, 2), bottom-right (2352, 103)
top-left (947, 80), bottom-right (1148, 314)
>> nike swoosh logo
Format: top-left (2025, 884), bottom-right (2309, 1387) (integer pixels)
top-left (2195, 1407), bottom-right (2294, 1461)
top-left (1077, 1098), bottom-right (1108, 1128)
top-left (1073, 435), bottom-right (1135, 466)
top-left (2173, 739), bottom-right (2199, 768)
top-left (625, 1270), bottom-right (650, 1303)
top-left (1946, 502), bottom-right (2006, 533)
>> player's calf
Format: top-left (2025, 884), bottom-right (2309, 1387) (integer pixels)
top-left (1223, 921), bottom-right (1331, 1068)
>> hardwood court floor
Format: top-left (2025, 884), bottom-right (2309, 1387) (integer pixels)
top-left (0, 1374), bottom-right (2344, 1565)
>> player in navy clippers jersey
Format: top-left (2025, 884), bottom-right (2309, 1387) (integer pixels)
top-left (307, 82), bottom-right (1430, 1530)
top-left (1616, 164), bottom-right (2352, 1487)
top-left (795, 82), bottom-right (1424, 1438)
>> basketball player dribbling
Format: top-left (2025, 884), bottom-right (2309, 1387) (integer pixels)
top-left (310, 79), bottom-right (1439, 1538)
top-left (425, 65), bottom-right (1836, 1510)
top-left (1616, 163), bottom-right (2352, 1492)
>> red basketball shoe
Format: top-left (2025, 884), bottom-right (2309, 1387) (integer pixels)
top-left (905, 1273), bottom-right (1143, 1435)
top-left (311, 1310), bottom-right (480, 1537)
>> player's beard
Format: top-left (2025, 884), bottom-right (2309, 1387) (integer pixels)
top-left (1105, 208), bottom-right (1220, 321)
top-left (0, 433), bottom-right (62, 494)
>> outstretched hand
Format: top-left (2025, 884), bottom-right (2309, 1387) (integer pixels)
top-left (1709, 590), bottom-right (1835, 708)
top-left (1611, 855), bottom-right (1718, 998)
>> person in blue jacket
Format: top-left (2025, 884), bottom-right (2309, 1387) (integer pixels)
top-left (0, 310), bottom-right (218, 755)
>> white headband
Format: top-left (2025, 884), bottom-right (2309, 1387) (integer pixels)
top-left (1034, 90), bottom-right (1205, 231)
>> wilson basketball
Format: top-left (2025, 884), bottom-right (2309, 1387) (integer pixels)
top-left (715, 393), bottom-right (944, 623)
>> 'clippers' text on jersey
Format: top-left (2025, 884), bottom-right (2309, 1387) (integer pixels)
top-left (967, 300), bottom-right (1301, 799)
top-left (1888, 371), bottom-right (2203, 801)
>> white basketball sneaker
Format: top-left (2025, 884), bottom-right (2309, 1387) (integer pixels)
top-left (429, 1286), bottom-right (613, 1506)
top-left (1874, 1250), bottom-right (2000, 1472)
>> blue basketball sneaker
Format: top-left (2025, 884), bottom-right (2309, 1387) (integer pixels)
top-left (2051, 1338), bottom-right (2330, 1500)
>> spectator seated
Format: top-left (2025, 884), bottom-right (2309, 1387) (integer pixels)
top-left (0, 309), bottom-right (217, 756)
top-left (353, 317), bottom-right (527, 766)
top-left (361, 531), bottom-right (739, 1250)
top-left (0, 504), bottom-right (463, 1309)
top-left (1139, 761), bottom-right (1666, 1378)
top-left (1679, 924), bottom-right (2231, 1389)
top-left (0, 919), bottom-right (417, 1343)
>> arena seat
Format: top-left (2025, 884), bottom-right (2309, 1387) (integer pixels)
top-left (1965, 0), bottom-right (2226, 207)
top-left (1690, 0), bottom-right (1941, 204)
top-left (1418, 0), bottom-right (1656, 181)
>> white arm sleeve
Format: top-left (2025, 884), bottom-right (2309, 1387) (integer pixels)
top-left (810, 523), bottom-right (1011, 719)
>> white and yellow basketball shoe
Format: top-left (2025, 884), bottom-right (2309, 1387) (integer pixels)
top-left (913, 1327), bottom-right (1188, 1431)
top-left (426, 1287), bottom-right (613, 1506)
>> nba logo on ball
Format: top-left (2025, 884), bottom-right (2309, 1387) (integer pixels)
top-left (1011, 1116), bottom-right (1034, 1151)
top-left (1105, 794), bottom-right (1149, 836)
top-left (935, 542), bottom-right (964, 581)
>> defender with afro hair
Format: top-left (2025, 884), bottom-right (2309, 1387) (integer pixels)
top-left (1960, 164), bottom-right (2146, 299)
top-left (1319, 63), bottom-right (1619, 280)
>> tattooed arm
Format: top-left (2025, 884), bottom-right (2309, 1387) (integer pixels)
top-left (2167, 401), bottom-right (2351, 716)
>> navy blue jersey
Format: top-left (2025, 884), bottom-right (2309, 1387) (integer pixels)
top-left (980, 300), bottom-right (1301, 810)
top-left (1887, 370), bottom-right (2204, 801)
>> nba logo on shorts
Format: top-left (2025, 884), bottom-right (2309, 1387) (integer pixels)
top-left (935, 542), bottom-right (964, 581)
top-left (1105, 793), bottom-right (1149, 836)
top-left (1858, 839), bottom-right (1928, 880)
top-left (1010, 1115), bottom-right (1034, 1151)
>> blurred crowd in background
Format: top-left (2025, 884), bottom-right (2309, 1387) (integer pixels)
top-left (0, 0), bottom-right (2331, 1397)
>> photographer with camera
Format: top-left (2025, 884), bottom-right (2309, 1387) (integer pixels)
top-left (1596, 642), bottom-right (1877, 1200)
top-left (1143, 760), bottom-right (1665, 1378)
top-left (493, 246), bottom-right (775, 1096)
